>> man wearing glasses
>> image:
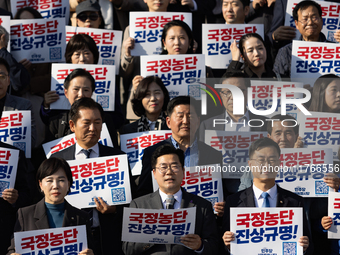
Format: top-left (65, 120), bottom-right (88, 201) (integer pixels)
top-left (273, 0), bottom-right (330, 77)
top-left (222, 137), bottom-right (312, 254)
top-left (123, 144), bottom-right (219, 255)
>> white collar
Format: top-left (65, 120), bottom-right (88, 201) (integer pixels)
top-left (75, 143), bottom-right (99, 156)
top-left (252, 183), bottom-right (277, 201)
top-left (158, 188), bottom-right (182, 207)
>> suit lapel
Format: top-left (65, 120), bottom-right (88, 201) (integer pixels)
top-left (34, 199), bottom-right (50, 229)
top-left (151, 190), bottom-right (164, 209)
top-left (62, 201), bottom-right (78, 227)
top-left (180, 189), bottom-right (195, 208)
top-left (3, 94), bottom-right (14, 111)
top-left (276, 186), bottom-right (287, 207)
top-left (240, 187), bottom-right (256, 207)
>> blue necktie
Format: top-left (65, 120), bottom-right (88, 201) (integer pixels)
top-left (261, 192), bottom-right (270, 208)
top-left (166, 195), bottom-right (175, 209)
top-left (81, 149), bottom-right (92, 158)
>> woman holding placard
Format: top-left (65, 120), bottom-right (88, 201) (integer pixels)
top-left (7, 157), bottom-right (94, 255)
top-left (120, 76), bottom-right (170, 135)
top-left (227, 33), bottom-right (282, 79)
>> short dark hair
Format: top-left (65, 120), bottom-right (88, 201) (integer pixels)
top-left (293, 0), bottom-right (322, 21)
top-left (64, 68), bottom-right (96, 92)
top-left (309, 74), bottom-right (340, 112)
top-left (36, 158), bottom-right (73, 194)
top-left (65, 34), bottom-right (99, 64)
top-left (167, 96), bottom-right (200, 117)
top-left (239, 33), bottom-right (265, 56)
top-left (151, 144), bottom-right (185, 169)
top-left (131, 76), bottom-right (170, 116)
top-left (249, 137), bottom-right (281, 159)
top-left (238, 0), bottom-right (250, 8)
top-left (69, 97), bottom-right (103, 124)
top-left (267, 114), bottom-right (299, 135)
top-left (0, 58), bottom-right (10, 73)
top-left (14, 6), bottom-right (43, 19)
top-left (220, 71), bottom-right (251, 92)
top-left (161, 20), bottom-right (194, 55)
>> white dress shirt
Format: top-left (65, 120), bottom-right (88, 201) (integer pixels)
top-left (252, 184), bottom-right (278, 208)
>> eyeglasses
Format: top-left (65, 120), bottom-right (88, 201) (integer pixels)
top-left (156, 164), bottom-right (181, 174)
top-left (220, 90), bottom-right (232, 98)
top-left (250, 158), bottom-right (279, 166)
top-left (297, 15), bottom-right (320, 25)
top-left (77, 13), bottom-right (99, 22)
top-left (0, 73), bottom-right (8, 81)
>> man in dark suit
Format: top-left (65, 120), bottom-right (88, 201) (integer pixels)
top-left (222, 137), bottom-right (311, 254)
top-left (0, 57), bottom-right (36, 147)
top-left (123, 144), bottom-right (219, 255)
top-left (51, 97), bottom-right (129, 255)
top-left (137, 96), bottom-right (224, 213)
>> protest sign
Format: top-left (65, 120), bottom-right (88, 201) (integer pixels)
top-left (66, 26), bottom-right (122, 74)
top-left (250, 80), bottom-right (304, 119)
top-left (122, 207), bottom-right (196, 244)
top-left (0, 147), bottom-right (19, 196)
top-left (42, 123), bottom-right (113, 158)
top-left (140, 54), bottom-right (205, 99)
top-left (205, 130), bottom-right (266, 178)
top-left (277, 148), bottom-right (333, 197)
top-left (285, 0), bottom-right (338, 42)
top-left (328, 191), bottom-right (340, 238)
top-left (10, 18), bottom-right (66, 63)
top-left (291, 40), bottom-right (340, 84)
top-left (298, 111), bottom-right (340, 161)
top-left (202, 24), bottom-right (264, 68)
top-left (50, 63), bottom-right (116, 110)
top-left (230, 208), bottom-right (303, 255)
top-left (65, 154), bottom-right (131, 208)
top-left (0, 16), bottom-right (11, 52)
top-left (120, 130), bottom-right (172, 176)
top-left (14, 225), bottom-right (87, 254)
top-left (0, 111), bottom-right (31, 158)
top-left (152, 164), bottom-right (224, 211)
top-left (129, 12), bottom-right (192, 56)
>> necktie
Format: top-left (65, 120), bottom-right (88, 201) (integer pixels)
top-left (165, 195), bottom-right (175, 209)
top-left (81, 149), bottom-right (92, 158)
top-left (261, 192), bottom-right (270, 208)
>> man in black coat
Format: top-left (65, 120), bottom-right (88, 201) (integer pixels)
top-left (138, 96), bottom-right (224, 214)
top-left (51, 98), bottom-right (131, 255)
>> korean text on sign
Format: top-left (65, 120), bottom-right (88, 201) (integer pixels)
top-left (230, 208), bottom-right (303, 255)
top-left (65, 155), bottom-right (132, 209)
top-left (328, 191), bottom-right (340, 238)
top-left (122, 207), bottom-right (196, 244)
top-left (0, 147), bottom-right (19, 196)
top-left (10, 18), bottom-right (66, 63)
top-left (0, 111), bottom-right (32, 158)
top-left (202, 24), bottom-right (264, 68)
top-left (50, 63), bottom-right (116, 111)
top-left (140, 54), bottom-right (206, 100)
top-left (120, 130), bottom-right (172, 176)
top-left (14, 225), bottom-right (87, 254)
top-left (130, 12), bottom-right (192, 56)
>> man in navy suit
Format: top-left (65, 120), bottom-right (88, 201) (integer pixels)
top-left (222, 137), bottom-right (311, 254)
top-left (137, 96), bottom-right (224, 215)
top-left (51, 97), bottom-right (130, 255)
top-left (123, 144), bottom-right (219, 255)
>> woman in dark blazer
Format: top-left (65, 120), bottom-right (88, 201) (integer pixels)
top-left (120, 76), bottom-right (170, 135)
top-left (7, 158), bottom-right (94, 255)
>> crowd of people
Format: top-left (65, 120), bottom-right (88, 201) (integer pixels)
top-left (1, 0), bottom-right (340, 254)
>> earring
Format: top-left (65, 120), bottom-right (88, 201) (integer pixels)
top-left (163, 47), bottom-right (166, 50)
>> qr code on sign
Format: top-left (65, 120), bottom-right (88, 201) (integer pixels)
top-left (315, 180), bottom-right (329, 195)
top-left (188, 85), bottom-right (201, 99)
top-left (328, 31), bottom-right (336, 42)
top-left (283, 242), bottom-right (296, 255)
top-left (111, 188), bottom-right (126, 202)
top-left (0, 181), bottom-right (10, 193)
top-left (97, 95), bottom-right (109, 109)
top-left (205, 197), bottom-right (218, 210)
top-left (50, 47), bottom-right (62, 60)
top-left (13, 142), bottom-right (26, 152)
top-left (174, 236), bottom-right (181, 244)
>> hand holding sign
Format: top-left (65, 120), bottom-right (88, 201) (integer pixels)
top-left (334, 30), bottom-right (340, 43)
top-left (214, 201), bottom-right (225, 217)
top-left (123, 37), bottom-right (135, 58)
top-left (222, 231), bottom-right (235, 248)
top-left (321, 216), bottom-right (333, 230)
top-left (231, 40), bottom-right (241, 61)
top-left (272, 26), bottom-right (296, 41)
top-left (79, 249), bottom-right (94, 255)
top-left (180, 234), bottom-right (202, 250)
top-left (94, 197), bottom-right (117, 214)
top-left (2, 188), bottom-right (18, 204)
top-left (298, 236), bottom-right (309, 252)
top-left (323, 173), bottom-right (340, 192)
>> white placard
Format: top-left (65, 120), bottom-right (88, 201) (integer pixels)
top-left (0, 147), bottom-right (19, 196)
top-left (328, 191), bottom-right (340, 238)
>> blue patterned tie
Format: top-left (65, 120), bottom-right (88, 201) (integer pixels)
top-left (81, 149), bottom-right (92, 158)
top-left (261, 192), bottom-right (270, 208)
